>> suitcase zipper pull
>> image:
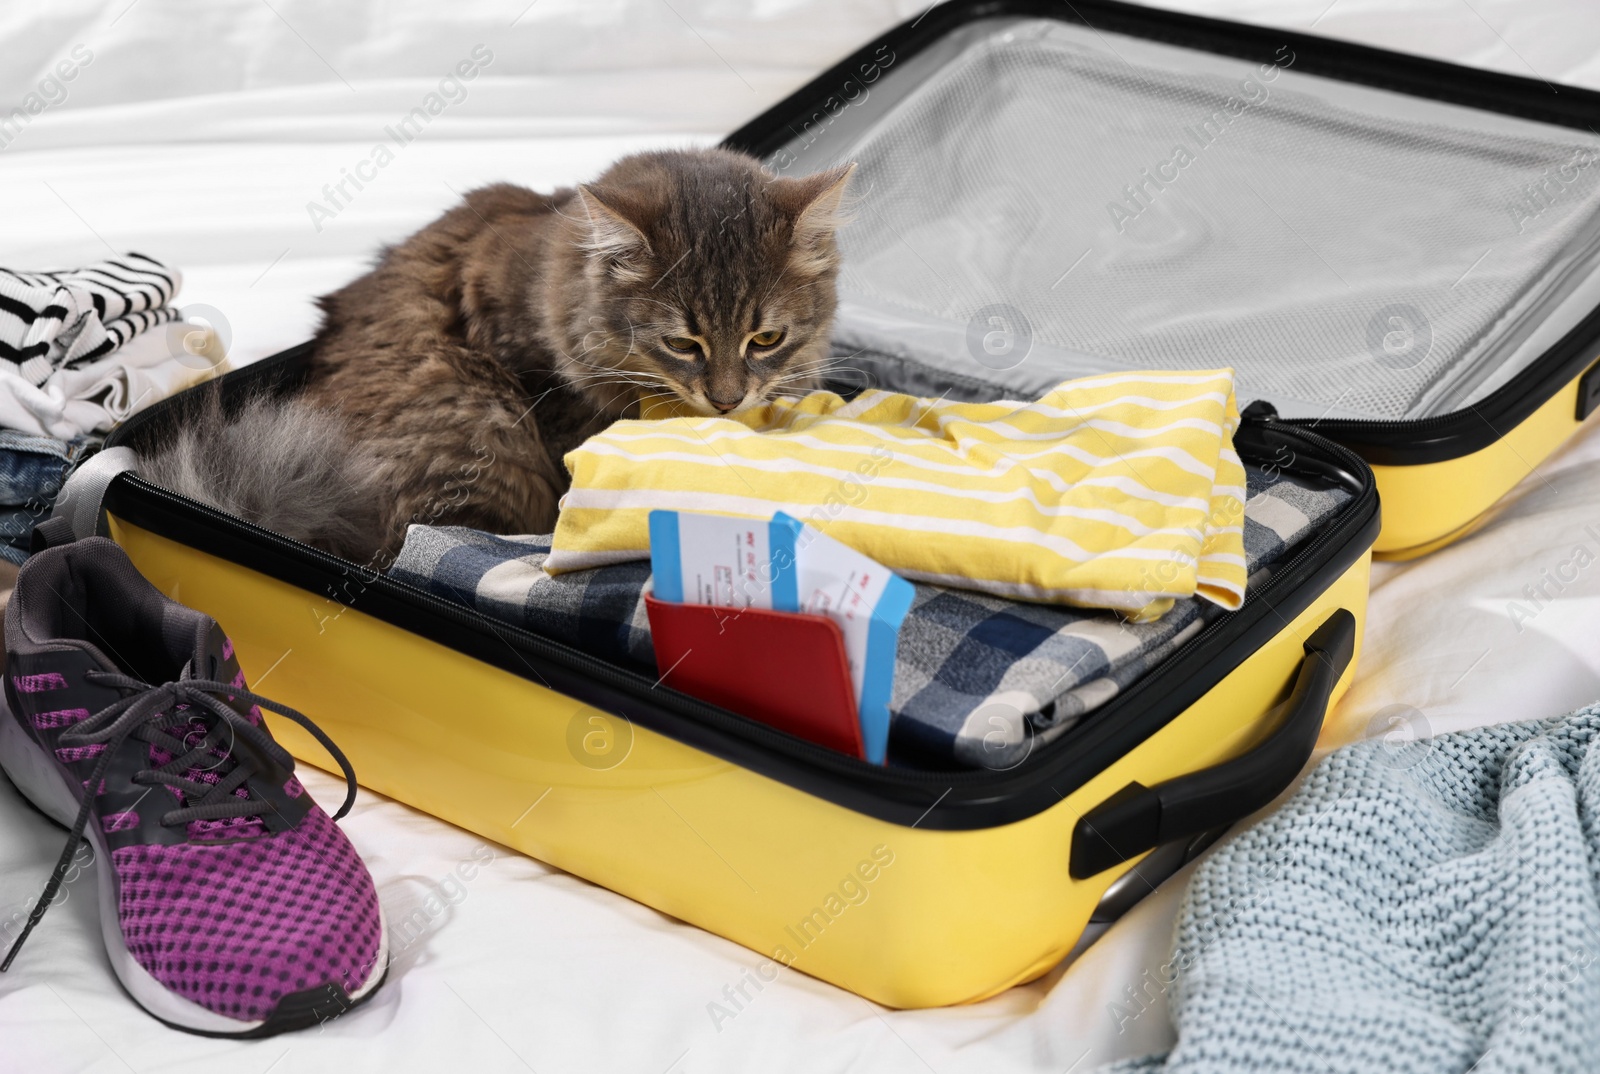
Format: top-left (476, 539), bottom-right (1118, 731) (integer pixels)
top-left (1241, 399), bottom-right (1279, 422)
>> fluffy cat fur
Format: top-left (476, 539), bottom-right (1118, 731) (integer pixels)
top-left (141, 148), bottom-right (854, 565)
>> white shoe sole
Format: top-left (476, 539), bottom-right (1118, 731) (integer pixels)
top-left (0, 703), bottom-right (388, 1036)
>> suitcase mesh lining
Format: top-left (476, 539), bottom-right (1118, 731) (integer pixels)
top-left (783, 20), bottom-right (1600, 420)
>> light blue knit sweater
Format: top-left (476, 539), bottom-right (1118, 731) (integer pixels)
top-left (1103, 705), bottom-right (1600, 1074)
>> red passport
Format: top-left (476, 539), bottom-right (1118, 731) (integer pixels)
top-left (644, 595), bottom-right (866, 760)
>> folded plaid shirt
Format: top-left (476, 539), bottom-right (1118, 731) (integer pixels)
top-left (389, 465), bottom-right (1349, 769)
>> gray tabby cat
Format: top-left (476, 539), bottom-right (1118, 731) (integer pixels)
top-left (142, 148), bottom-right (854, 565)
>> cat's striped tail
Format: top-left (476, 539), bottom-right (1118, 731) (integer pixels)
top-left (136, 389), bottom-right (390, 566)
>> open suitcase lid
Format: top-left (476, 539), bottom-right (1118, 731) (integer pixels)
top-left (726, 0), bottom-right (1600, 465)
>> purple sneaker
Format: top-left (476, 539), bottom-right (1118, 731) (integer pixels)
top-left (0, 537), bottom-right (388, 1036)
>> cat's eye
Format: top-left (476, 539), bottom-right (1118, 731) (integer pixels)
top-left (662, 336), bottom-right (699, 355)
top-left (749, 329), bottom-right (786, 349)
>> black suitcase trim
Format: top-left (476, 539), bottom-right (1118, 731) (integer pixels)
top-left (104, 343), bottom-right (1378, 831)
top-left (723, 0), bottom-right (1600, 467)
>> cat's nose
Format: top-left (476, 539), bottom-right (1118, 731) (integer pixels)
top-left (708, 394), bottom-right (743, 413)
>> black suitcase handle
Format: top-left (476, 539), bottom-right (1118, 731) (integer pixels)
top-left (1068, 608), bottom-right (1357, 879)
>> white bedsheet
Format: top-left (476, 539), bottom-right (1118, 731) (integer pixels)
top-left (1, 1), bottom-right (1597, 1070)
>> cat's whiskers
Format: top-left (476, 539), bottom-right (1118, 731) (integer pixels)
top-left (562, 350), bottom-right (667, 382)
top-left (579, 382), bottom-right (670, 400)
top-left (566, 375), bottom-right (671, 397)
top-left (774, 357), bottom-right (834, 378)
top-left (563, 356), bottom-right (670, 382)
top-left (769, 361), bottom-right (834, 391)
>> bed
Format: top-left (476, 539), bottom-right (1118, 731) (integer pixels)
top-left (1, 1), bottom-right (1597, 1069)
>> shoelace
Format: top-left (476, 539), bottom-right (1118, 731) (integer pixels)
top-left (1, 672), bottom-right (358, 971)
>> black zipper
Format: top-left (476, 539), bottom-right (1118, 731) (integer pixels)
top-left (1291, 298), bottom-right (1600, 464)
top-left (731, 0), bottom-right (1600, 147)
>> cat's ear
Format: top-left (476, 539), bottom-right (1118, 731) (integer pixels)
top-left (575, 185), bottom-right (653, 281)
top-left (777, 163), bottom-right (856, 275)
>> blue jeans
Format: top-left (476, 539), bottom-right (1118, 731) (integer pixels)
top-left (0, 432), bottom-right (90, 565)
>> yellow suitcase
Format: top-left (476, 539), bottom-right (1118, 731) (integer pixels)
top-left (71, 341), bottom-right (1378, 1008)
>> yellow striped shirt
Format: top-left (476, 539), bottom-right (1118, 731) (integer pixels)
top-left (547, 369), bottom-right (1247, 620)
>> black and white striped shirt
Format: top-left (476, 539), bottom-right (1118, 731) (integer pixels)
top-left (0, 253), bottom-right (181, 385)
